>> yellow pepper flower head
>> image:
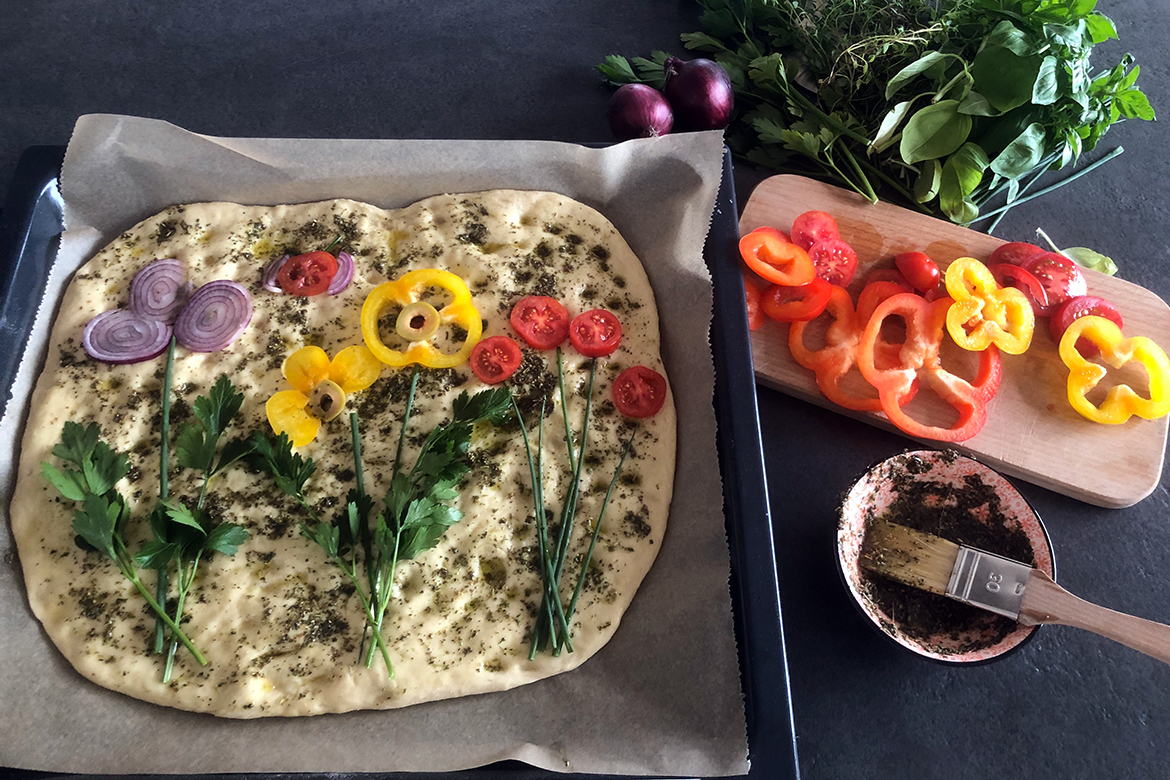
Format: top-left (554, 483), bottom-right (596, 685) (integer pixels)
top-left (266, 345), bottom-right (382, 447)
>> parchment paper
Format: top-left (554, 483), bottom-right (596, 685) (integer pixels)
top-left (0, 114), bottom-right (748, 776)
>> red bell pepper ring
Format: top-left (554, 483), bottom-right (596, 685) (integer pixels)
top-left (789, 285), bottom-right (884, 412)
top-left (856, 280), bottom-right (914, 370)
top-left (739, 227), bottom-right (817, 287)
top-left (743, 272), bottom-right (765, 331)
top-left (858, 293), bottom-right (1003, 442)
top-left (760, 277), bottom-right (832, 322)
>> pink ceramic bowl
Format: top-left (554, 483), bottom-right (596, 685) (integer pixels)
top-left (837, 449), bottom-right (1055, 664)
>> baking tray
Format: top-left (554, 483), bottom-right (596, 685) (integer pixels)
top-left (0, 145), bottom-right (798, 780)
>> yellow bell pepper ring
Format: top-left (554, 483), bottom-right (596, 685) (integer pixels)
top-left (944, 256), bottom-right (1034, 355)
top-left (1059, 315), bottom-right (1170, 425)
top-left (361, 268), bottom-right (483, 368)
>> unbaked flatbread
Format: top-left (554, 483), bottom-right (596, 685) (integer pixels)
top-left (9, 190), bottom-right (674, 717)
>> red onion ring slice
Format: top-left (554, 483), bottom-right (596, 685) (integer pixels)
top-left (327, 251), bottom-right (355, 295)
top-left (262, 255), bottom-right (289, 293)
top-left (175, 280), bottom-right (253, 352)
top-left (83, 309), bottom-right (172, 364)
top-left (129, 258), bottom-right (191, 323)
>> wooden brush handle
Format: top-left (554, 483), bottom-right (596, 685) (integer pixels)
top-left (1019, 570), bottom-right (1170, 665)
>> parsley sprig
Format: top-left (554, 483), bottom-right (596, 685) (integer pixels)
top-left (251, 385), bottom-right (512, 677)
top-left (140, 372), bottom-right (252, 681)
top-left (41, 422), bottom-right (207, 666)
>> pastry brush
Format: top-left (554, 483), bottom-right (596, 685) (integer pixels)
top-left (860, 520), bottom-right (1170, 664)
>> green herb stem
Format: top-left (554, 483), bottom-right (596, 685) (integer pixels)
top-left (969, 147), bottom-right (1124, 225)
top-left (393, 365), bottom-right (421, 477)
top-left (117, 547), bottom-right (207, 666)
top-left (153, 337), bottom-right (177, 654)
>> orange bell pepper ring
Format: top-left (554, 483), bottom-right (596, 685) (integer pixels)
top-left (739, 227), bottom-right (816, 287)
top-left (361, 268), bottom-right (482, 368)
top-left (943, 257), bottom-right (1034, 355)
top-left (1059, 315), bottom-right (1170, 424)
top-left (858, 293), bottom-right (1002, 442)
top-left (790, 285), bottom-right (891, 412)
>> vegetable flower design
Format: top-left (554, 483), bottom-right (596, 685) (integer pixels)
top-left (361, 268), bottom-right (482, 368)
top-left (266, 345), bottom-right (382, 447)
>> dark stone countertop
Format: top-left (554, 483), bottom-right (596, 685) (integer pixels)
top-left (2, 0), bottom-right (1169, 777)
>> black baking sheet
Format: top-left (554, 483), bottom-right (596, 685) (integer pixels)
top-left (0, 145), bottom-right (798, 780)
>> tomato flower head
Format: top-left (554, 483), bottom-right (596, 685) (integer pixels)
top-left (267, 345), bottom-right (382, 447)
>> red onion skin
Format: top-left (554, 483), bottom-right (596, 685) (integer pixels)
top-left (175, 280), bottom-right (253, 352)
top-left (608, 84), bottom-right (674, 140)
top-left (663, 57), bottom-right (734, 131)
top-left (83, 309), bottom-right (172, 364)
top-left (262, 255), bottom-right (289, 293)
top-left (327, 252), bottom-right (355, 295)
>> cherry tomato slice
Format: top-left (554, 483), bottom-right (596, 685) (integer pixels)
top-left (809, 238), bottom-right (859, 286)
top-left (612, 365), bottom-right (668, 419)
top-left (989, 242), bottom-right (1045, 267)
top-left (1049, 295), bottom-right (1124, 358)
top-left (510, 295), bottom-right (570, 350)
top-left (569, 309), bottom-right (623, 357)
top-left (1021, 252), bottom-right (1088, 317)
top-left (988, 262), bottom-right (1049, 317)
top-left (469, 335), bottom-right (523, 384)
top-left (760, 278), bottom-right (833, 322)
top-left (894, 251), bottom-right (940, 293)
top-left (743, 273), bottom-right (765, 331)
top-left (278, 251), bottom-right (338, 296)
top-left (791, 211), bottom-right (840, 251)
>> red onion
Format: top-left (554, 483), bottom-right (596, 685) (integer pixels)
top-left (129, 258), bottom-right (191, 323)
top-left (327, 251), bottom-right (355, 295)
top-left (608, 84), bottom-right (674, 140)
top-left (663, 57), bottom-right (734, 131)
top-left (262, 255), bottom-right (289, 293)
top-left (83, 309), bottom-right (172, 364)
top-left (175, 280), bottom-right (253, 352)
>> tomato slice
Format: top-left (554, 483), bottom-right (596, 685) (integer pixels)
top-left (760, 278), bottom-right (833, 322)
top-left (894, 251), bottom-right (940, 293)
top-left (1021, 252), bottom-right (1088, 317)
top-left (988, 262), bottom-right (1049, 316)
top-left (1049, 295), bottom-right (1124, 358)
top-left (612, 365), bottom-right (668, 418)
top-left (569, 309), bottom-right (623, 357)
top-left (739, 227), bottom-right (816, 286)
top-left (278, 251), bottom-right (339, 296)
top-left (791, 211), bottom-right (840, 251)
top-left (989, 242), bottom-right (1045, 267)
top-left (510, 295), bottom-right (570, 350)
top-left (809, 238), bottom-right (859, 286)
top-left (469, 335), bottom-right (523, 384)
top-left (743, 273), bottom-right (765, 331)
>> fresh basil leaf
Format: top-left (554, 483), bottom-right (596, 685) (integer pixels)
top-left (1063, 247), bottom-right (1118, 276)
top-left (899, 101), bottom-right (971, 164)
top-left (1085, 13), bottom-right (1118, 44)
top-left (870, 100), bottom-right (915, 153)
top-left (985, 21), bottom-right (1040, 57)
top-left (971, 46), bottom-right (1042, 112)
top-left (1044, 21), bottom-right (1085, 49)
top-left (885, 51), bottom-right (951, 100)
top-left (990, 123), bottom-right (1046, 178)
top-left (940, 143), bottom-right (989, 223)
top-left (1033, 57), bottom-right (1059, 106)
top-left (1116, 89), bottom-right (1155, 121)
top-left (913, 159), bottom-right (942, 204)
top-left (957, 91), bottom-right (999, 117)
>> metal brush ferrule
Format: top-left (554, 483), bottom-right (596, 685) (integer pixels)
top-left (945, 546), bottom-right (1033, 619)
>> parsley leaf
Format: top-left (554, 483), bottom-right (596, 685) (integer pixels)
top-left (249, 431), bottom-right (317, 504)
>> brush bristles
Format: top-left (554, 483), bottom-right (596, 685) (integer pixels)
top-left (859, 521), bottom-right (960, 595)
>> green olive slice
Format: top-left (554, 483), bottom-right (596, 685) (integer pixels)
top-left (395, 301), bottom-right (441, 342)
top-left (309, 379), bottom-right (347, 422)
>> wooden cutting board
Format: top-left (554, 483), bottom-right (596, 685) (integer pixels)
top-left (741, 174), bottom-right (1170, 508)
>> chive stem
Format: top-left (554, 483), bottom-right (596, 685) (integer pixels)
top-left (153, 337), bottom-right (176, 655)
top-left (970, 147), bottom-right (1124, 224)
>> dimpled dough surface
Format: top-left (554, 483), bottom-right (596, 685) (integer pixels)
top-left (9, 190), bottom-right (674, 718)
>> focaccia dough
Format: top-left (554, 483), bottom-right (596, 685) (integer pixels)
top-left (9, 191), bottom-right (674, 717)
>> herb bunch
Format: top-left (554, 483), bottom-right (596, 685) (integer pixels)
top-left (251, 381), bottom-right (512, 677)
top-left (600, 0), bottom-right (1153, 228)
